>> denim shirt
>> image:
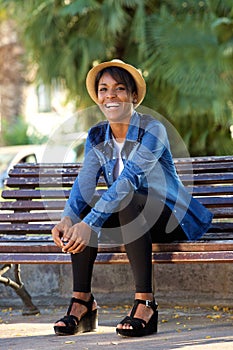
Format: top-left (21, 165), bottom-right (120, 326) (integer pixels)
top-left (62, 111), bottom-right (213, 241)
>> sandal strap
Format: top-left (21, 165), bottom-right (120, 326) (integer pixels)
top-left (130, 298), bottom-right (158, 317)
top-left (55, 314), bottom-right (79, 327)
top-left (119, 298), bottom-right (157, 331)
top-left (67, 294), bottom-right (94, 315)
top-left (119, 315), bottom-right (146, 329)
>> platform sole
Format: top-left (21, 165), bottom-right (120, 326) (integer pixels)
top-left (54, 309), bottom-right (98, 336)
top-left (116, 310), bottom-right (158, 337)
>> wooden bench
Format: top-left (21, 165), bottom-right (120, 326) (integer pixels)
top-left (0, 155), bottom-right (233, 315)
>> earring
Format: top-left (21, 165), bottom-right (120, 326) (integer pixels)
top-left (133, 99), bottom-right (137, 103)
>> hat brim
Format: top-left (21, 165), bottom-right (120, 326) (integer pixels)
top-left (86, 59), bottom-right (146, 108)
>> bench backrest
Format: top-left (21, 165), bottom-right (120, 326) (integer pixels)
top-left (0, 156), bottom-right (233, 240)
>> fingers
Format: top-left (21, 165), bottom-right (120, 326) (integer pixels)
top-left (52, 220), bottom-right (91, 254)
top-left (62, 240), bottom-right (86, 254)
top-left (62, 223), bottom-right (91, 254)
top-left (51, 225), bottom-right (63, 247)
top-left (51, 216), bottom-right (73, 248)
top-left (62, 234), bottom-right (87, 254)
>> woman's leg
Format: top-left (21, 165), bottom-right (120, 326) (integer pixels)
top-left (149, 204), bottom-right (187, 243)
top-left (124, 232), bottom-right (153, 293)
top-left (64, 238), bottom-right (98, 323)
top-left (116, 193), bottom-right (154, 330)
top-left (116, 194), bottom-right (187, 331)
top-left (71, 234), bottom-right (98, 293)
top-left (55, 245), bottom-right (98, 329)
top-left (54, 210), bottom-right (98, 328)
top-left (71, 203), bottom-right (99, 293)
top-left (117, 193), bottom-right (153, 293)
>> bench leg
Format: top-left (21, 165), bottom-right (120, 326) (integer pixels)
top-left (0, 264), bottom-right (40, 315)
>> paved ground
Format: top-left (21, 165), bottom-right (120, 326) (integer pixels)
top-left (0, 304), bottom-right (232, 350)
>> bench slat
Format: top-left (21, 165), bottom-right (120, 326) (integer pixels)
top-left (181, 173), bottom-right (233, 184)
top-left (0, 200), bottom-right (66, 211)
top-left (0, 212), bottom-right (61, 222)
top-left (198, 197), bottom-right (233, 207)
top-left (0, 223), bottom-right (53, 234)
top-left (191, 186), bottom-right (233, 196)
top-left (1, 250), bottom-right (233, 264)
top-left (174, 156), bottom-right (233, 163)
top-left (0, 240), bottom-right (233, 253)
top-left (8, 167), bottom-right (81, 177)
top-left (8, 162), bottom-right (233, 176)
top-left (1, 201), bottom-right (232, 216)
top-left (1, 189), bottom-right (70, 200)
top-left (177, 164), bottom-right (233, 175)
top-left (4, 177), bottom-right (77, 188)
top-left (0, 223), bottom-right (232, 238)
top-left (11, 155), bottom-right (233, 166)
top-left (2, 186), bottom-right (233, 201)
top-left (4, 173), bottom-right (233, 189)
top-left (210, 207), bottom-right (233, 218)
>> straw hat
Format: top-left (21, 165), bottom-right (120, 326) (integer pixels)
top-left (86, 59), bottom-right (146, 107)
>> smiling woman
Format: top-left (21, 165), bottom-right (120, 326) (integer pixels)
top-left (97, 72), bottom-right (135, 136)
top-left (86, 60), bottom-right (146, 140)
top-left (87, 59), bottom-right (146, 108)
top-left (51, 59), bottom-right (213, 338)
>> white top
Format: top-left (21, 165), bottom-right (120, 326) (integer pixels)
top-left (112, 137), bottom-right (124, 180)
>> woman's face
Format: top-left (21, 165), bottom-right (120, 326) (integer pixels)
top-left (97, 72), bottom-right (137, 124)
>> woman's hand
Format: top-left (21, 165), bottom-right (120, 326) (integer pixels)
top-left (61, 221), bottom-right (92, 254)
top-left (51, 216), bottom-right (73, 248)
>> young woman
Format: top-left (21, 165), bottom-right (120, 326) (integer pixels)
top-left (52, 59), bottom-right (213, 337)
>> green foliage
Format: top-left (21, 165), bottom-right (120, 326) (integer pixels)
top-left (144, 10), bottom-right (231, 110)
top-left (143, 1), bottom-right (233, 155)
top-left (2, 115), bottom-right (47, 146)
top-left (1, 0), bottom-right (233, 155)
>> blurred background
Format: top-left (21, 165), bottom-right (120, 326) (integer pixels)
top-left (0, 1), bottom-right (233, 181)
top-left (0, 0), bottom-right (233, 154)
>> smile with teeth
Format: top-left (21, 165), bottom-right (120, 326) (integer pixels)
top-left (105, 103), bottom-right (121, 108)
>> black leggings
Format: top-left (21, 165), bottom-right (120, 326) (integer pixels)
top-left (71, 193), bottom-right (187, 293)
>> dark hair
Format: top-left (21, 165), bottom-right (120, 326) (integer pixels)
top-left (95, 66), bottom-right (137, 97)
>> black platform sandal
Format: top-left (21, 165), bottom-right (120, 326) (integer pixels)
top-left (54, 294), bottom-right (98, 336)
top-left (116, 299), bottom-right (158, 337)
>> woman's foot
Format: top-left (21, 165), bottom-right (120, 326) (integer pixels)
top-left (54, 292), bottom-right (98, 335)
top-left (116, 293), bottom-right (154, 330)
top-left (116, 293), bottom-right (158, 337)
top-left (54, 292), bottom-right (97, 328)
